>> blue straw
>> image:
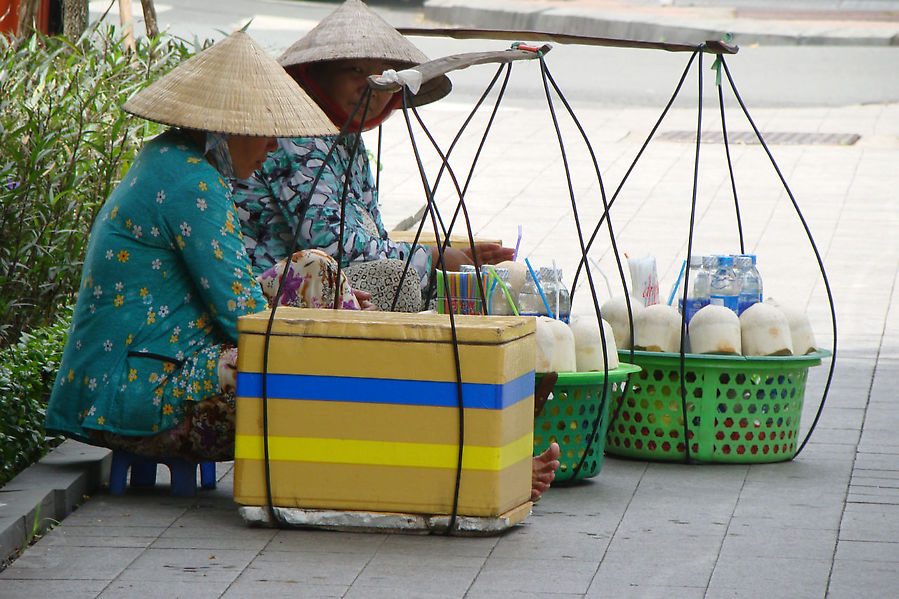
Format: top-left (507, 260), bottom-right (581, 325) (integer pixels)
top-left (524, 258), bottom-right (554, 318)
top-left (666, 259), bottom-right (687, 306)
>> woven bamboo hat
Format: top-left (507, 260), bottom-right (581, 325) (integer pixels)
top-left (122, 31), bottom-right (337, 137)
top-left (278, 0), bottom-right (451, 107)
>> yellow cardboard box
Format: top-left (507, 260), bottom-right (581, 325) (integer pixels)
top-left (233, 308), bottom-right (535, 517)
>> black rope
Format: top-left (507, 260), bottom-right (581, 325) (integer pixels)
top-left (259, 94), bottom-right (370, 528)
top-left (389, 63), bottom-right (512, 312)
top-left (333, 93), bottom-right (374, 309)
top-left (570, 50), bottom-right (698, 299)
top-left (574, 50), bottom-right (699, 437)
top-left (719, 56), bottom-right (837, 458)
top-left (407, 103), bottom-right (490, 313)
top-left (397, 89), bottom-right (467, 535)
top-left (718, 82), bottom-right (745, 254)
top-left (677, 48), bottom-right (704, 463)
top-left (536, 58), bottom-right (618, 479)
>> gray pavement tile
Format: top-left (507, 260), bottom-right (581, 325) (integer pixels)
top-left (60, 496), bottom-right (191, 528)
top-left (489, 525), bottom-right (612, 560)
top-left (265, 529), bottom-right (388, 554)
top-left (603, 531), bottom-right (724, 562)
top-left (707, 555), bottom-right (831, 597)
top-left (377, 531), bottom-right (499, 557)
top-left (353, 553), bottom-right (483, 595)
top-left (838, 502), bottom-right (899, 543)
top-left (827, 558), bottom-right (899, 599)
top-left (585, 583), bottom-right (707, 599)
top-left (0, 544), bottom-right (144, 581)
top-left (344, 586), bottom-right (462, 599)
top-left (113, 547), bottom-right (258, 583)
top-left (236, 549), bottom-right (369, 586)
top-left (38, 524), bottom-right (157, 549)
top-left (97, 580), bottom-right (230, 599)
top-left (812, 406), bottom-right (866, 431)
top-left (224, 580), bottom-right (348, 599)
top-left (719, 522), bottom-right (837, 560)
top-left (0, 579), bottom-right (107, 599)
top-left (591, 550), bottom-right (716, 588)
top-left (469, 556), bottom-right (599, 595)
top-left (853, 451), bottom-right (899, 471)
top-left (834, 539), bottom-right (899, 562)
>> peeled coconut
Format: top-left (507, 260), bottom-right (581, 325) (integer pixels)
top-left (768, 300), bottom-right (817, 355)
top-left (634, 304), bottom-right (682, 353)
top-left (600, 295), bottom-right (644, 350)
top-left (569, 314), bottom-right (619, 371)
top-left (689, 304), bottom-right (741, 355)
top-left (534, 316), bottom-right (577, 372)
top-left (495, 260), bottom-right (528, 297)
top-left (740, 302), bottom-right (793, 356)
top-left (534, 316), bottom-right (556, 372)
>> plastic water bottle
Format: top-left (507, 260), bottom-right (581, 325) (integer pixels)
top-left (709, 255), bottom-right (739, 314)
top-left (734, 254), bottom-right (762, 315)
top-left (488, 268), bottom-right (515, 315)
top-left (677, 255), bottom-right (710, 325)
top-left (551, 267), bottom-right (571, 323)
top-left (518, 267), bottom-right (550, 317)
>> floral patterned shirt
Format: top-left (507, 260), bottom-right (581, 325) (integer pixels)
top-left (233, 135), bottom-right (432, 289)
top-left (45, 129), bottom-right (267, 440)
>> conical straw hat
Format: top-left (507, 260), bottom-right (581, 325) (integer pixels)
top-left (123, 31), bottom-right (337, 138)
top-left (278, 0), bottom-right (451, 107)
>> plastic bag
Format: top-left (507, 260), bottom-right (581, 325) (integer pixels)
top-left (627, 254), bottom-right (660, 307)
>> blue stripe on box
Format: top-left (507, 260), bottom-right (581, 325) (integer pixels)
top-left (236, 371), bottom-right (534, 410)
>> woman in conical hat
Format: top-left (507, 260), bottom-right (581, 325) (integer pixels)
top-left (234, 0), bottom-right (514, 313)
top-left (44, 31), bottom-right (374, 462)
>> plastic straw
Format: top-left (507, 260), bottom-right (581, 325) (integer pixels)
top-left (513, 225), bottom-right (522, 262)
top-left (589, 257), bottom-right (613, 298)
top-left (552, 259), bottom-right (560, 320)
top-left (666, 259), bottom-right (687, 306)
top-left (524, 258), bottom-right (554, 318)
top-left (487, 266), bottom-right (519, 316)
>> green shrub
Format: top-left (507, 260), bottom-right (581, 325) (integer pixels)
top-left (0, 306), bottom-right (72, 486)
top-left (0, 26), bottom-right (197, 347)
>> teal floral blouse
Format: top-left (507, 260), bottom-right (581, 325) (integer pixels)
top-left (44, 129), bottom-right (267, 441)
top-left (233, 135), bottom-right (432, 289)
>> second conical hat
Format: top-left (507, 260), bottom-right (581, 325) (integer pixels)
top-left (278, 0), bottom-right (451, 107)
top-left (123, 31), bottom-right (337, 138)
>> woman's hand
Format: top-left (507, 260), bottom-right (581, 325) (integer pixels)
top-left (352, 288), bottom-right (377, 311)
top-left (460, 243), bottom-right (515, 267)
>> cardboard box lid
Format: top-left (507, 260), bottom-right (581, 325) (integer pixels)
top-left (238, 307), bottom-right (534, 344)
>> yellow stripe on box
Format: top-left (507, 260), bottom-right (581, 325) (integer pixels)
top-left (234, 432), bottom-right (533, 471)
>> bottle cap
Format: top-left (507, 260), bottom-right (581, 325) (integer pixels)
top-left (718, 255), bottom-right (734, 267)
top-left (733, 255), bottom-right (752, 269)
top-left (689, 255), bottom-right (704, 267)
top-left (702, 255), bottom-right (718, 269)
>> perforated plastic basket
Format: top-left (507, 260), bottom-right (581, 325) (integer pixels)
top-left (606, 349), bottom-right (830, 463)
top-left (534, 364), bottom-right (641, 482)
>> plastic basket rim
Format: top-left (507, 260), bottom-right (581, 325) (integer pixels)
top-left (616, 348), bottom-right (831, 368)
top-left (536, 363), bottom-right (641, 386)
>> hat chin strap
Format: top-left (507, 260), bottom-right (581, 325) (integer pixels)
top-left (296, 66), bottom-right (401, 133)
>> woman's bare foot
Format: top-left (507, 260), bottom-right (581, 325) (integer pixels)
top-left (532, 442), bottom-right (561, 501)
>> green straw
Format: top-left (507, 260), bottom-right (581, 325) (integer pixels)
top-left (486, 266), bottom-right (519, 316)
top-left (524, 258), bottom-right (554, 318)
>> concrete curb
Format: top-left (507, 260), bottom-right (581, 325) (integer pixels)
top-left (0, 441), bottom-right (110, 568)
top-left (422, 0), bottom-right (899, 46)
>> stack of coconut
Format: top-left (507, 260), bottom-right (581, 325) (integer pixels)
top-left (600, 297), bottom-right (817, 357)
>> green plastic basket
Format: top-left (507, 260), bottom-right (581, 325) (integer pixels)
top-left (534, 364), bottom-right (641, 482)
top-left (606, 349), bottom-right (831, 463)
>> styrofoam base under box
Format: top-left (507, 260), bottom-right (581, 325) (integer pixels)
top-left (234, 308), bottom-right (536, 518)
top-left (239, 501), bottom-right (532, 536)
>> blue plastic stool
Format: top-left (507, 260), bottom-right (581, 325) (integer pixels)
top-left (109, 451), bottom-right (216, 497)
